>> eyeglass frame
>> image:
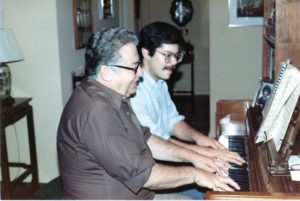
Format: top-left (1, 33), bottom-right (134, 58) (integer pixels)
top-left (156, 49), bottom-right (185, 63)
top-left (107, 61), bottom-right (141, 74)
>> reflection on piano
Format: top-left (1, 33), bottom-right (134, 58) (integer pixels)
top-left (205, 99), bottom-right (300, 200)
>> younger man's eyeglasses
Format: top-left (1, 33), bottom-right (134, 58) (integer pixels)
top-left (108, 61), bottom-right (141, 74)
top-left (156, 50), bottom-right (185, 63)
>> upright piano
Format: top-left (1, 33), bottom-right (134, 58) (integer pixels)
top-left (205, 98), bottom-right (300, 200)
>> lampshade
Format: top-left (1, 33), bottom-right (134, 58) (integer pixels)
top-left (0, 28), bottom-right (24, 104)
top-left (0, 29), bottom-right (24, 63)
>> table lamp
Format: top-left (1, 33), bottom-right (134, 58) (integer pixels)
top-left (0, 28), bottom-right (24, 105)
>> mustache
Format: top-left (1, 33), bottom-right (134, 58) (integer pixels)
top-left (163, 66), bottom-right (176, 71)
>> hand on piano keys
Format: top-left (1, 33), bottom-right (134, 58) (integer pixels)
top-left (194, 169), bottom-right (241, 192)
top-left (218, 134), bottom-right (250, 191)
top-left (190, 144), bottom-right (246, 167)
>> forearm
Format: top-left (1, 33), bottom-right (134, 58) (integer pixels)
top-left (147, 135), bottom-right (220, 173)
top-left (169, 138), bottom-right (212, 157)
top-left (172, 120), bottom-right (208, 143)
top-left (144, 163), bottom-right (195, 189)
top-left (145, 163), bottom-right (241, 192)
top-left (147, 135), bottom-right (197, 163)
top-left (170, 138), bottom-right (245, 166)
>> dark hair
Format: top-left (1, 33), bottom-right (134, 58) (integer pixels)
top-left (262, 85), bottom-right (271, 94)
top-left (137, 21), bottom-right (185, 61)
top-left (85, 28), bottom-right (138, 78)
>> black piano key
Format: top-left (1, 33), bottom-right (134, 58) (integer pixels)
top-left (229, 170), bottom-right (248, 177)
top-left (227, 135), bottom-right (250, 191)
top-left (230, 163), bottom-right (248, 169)
top-left (239, 183), bottom-right (249, 191)
top-left (229, 136), bottom-right (245, 143)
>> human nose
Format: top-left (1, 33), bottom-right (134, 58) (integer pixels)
top-left (169, 56), bottom-right (178, 65)
top-left (136, 65), bottom-right (143, 77)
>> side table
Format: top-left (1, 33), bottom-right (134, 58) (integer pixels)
top-left (1, 98), bottom-right (39, 199)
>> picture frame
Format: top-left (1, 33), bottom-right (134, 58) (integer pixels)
top-left (228, 0), bottom-right (264, 27)
top-left (253, 80), bottom-right (273, 109)
top-left (98, 0), bottom-right (114, 19)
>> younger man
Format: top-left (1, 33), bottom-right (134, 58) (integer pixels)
top-left (131, 22), bottom-right (245, 199)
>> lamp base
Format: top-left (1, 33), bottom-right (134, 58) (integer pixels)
top-left (0, 63), bottom-right (12, 97)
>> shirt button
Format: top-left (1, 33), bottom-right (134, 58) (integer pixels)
top-left (127, 112), bottom-right (130, 115)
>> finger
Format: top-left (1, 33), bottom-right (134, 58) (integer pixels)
top-left (229, 155), bottom-right (246, 165)
top-left (200, 161), bottom-right (217, 173)
top-left (214, 158), bottom-right (230, 174)
top-left (224, 177), bottom-right (240, 191)
top-left (213, 141), bottom-right (227, 150)
top-left (223, 152), bottom-right (246, 165)
top-left (215, 187), bottom-right (226, 191)
top-left (208, 139), bottom-right (226, 150)
top-left (211, 179), bottom-right (235, 192)
top-left (216, 168), bottom-right (226, 176)
top-left (217, 183), bottom-right (235, 192)
top-left (218, 168), bottom-right (229, 177)
top-left (230, 152), bottom-right (246, 163)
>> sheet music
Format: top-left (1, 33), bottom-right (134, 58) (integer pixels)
top-left (255, 63), bottom-right (300, 151)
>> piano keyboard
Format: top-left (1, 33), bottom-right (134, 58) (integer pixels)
top-left (228, 136), bottom-right (250, 191)
top-left (219, 135), bottom-right (250, 191)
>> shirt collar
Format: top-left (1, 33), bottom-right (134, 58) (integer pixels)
top-left (142, 70), bottom-right (165, 88)
top-left (85, 79), bottom-right (129, 109)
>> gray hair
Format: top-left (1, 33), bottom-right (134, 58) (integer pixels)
top-left (85, 27), bottom-right (138, 78)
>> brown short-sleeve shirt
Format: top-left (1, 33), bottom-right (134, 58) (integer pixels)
top-left (57, 79), bottom-right (155, 199)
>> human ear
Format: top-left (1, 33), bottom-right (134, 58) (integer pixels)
top-left (99, 65), bottom-right (113, 81)
top-left (141, 48), bottom-right (151, 60)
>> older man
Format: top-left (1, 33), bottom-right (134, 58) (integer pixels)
top-left (57, 27), bottom-right (240, 200)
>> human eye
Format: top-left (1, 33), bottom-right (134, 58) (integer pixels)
top-left (165, 54), bottom-right (173, 60)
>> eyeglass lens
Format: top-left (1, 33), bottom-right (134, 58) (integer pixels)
top-left (156, 50), bottom-right (184, 63)
top-left (108, 62), bottom-right (140, 73)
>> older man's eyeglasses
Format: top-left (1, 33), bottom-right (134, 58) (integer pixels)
top-left (156, 49), bottom-right (185, 63)
top-left (108, 61), bottom-right (141, 74)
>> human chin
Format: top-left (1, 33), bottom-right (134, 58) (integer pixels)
top-left (160, 70), bottom-right (173, 80)
top-left (127, 84), bottom-right (137, 96)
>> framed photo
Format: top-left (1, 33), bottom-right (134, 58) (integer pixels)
top-left (98, 0), bottom-right (114, 19)
top-left (228, 0), bottom-right (264, 27)
top-left (253, 81), bottom-right (273, 109)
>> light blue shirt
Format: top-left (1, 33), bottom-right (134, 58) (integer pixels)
top-left (131, 72), bottom-right (185, 140)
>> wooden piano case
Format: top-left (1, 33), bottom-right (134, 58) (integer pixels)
top-left (206, 98), bottom-right (300, 200)
top-left (207, 0), bottom-right (300, 198)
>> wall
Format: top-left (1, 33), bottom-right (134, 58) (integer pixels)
top-left (209, 0), bottom-right (262, 136)
top-left (3, 0), bottom-right (63, 182)
top-left (139, 0), bottom-right (210, 95)
top-left (2, 0), bottom-right (121, 182)
top-left (58, 0), bottom-right (120, 105)
top-left (1, 0), bottom-right (262, 182)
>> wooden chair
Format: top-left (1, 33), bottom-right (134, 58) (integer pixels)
top-left (72, 71), bottom-right (85, 90)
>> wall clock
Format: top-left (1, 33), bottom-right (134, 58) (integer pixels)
top-left (170, 0), bottom-right (193, 27)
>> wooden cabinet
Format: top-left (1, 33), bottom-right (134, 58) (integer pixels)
top-left (262, 0), bottom-right (300, 82)
top-left (72, 0), bottom-right (93, 49)
top-left (1, 98), bottom-right (39, 199)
